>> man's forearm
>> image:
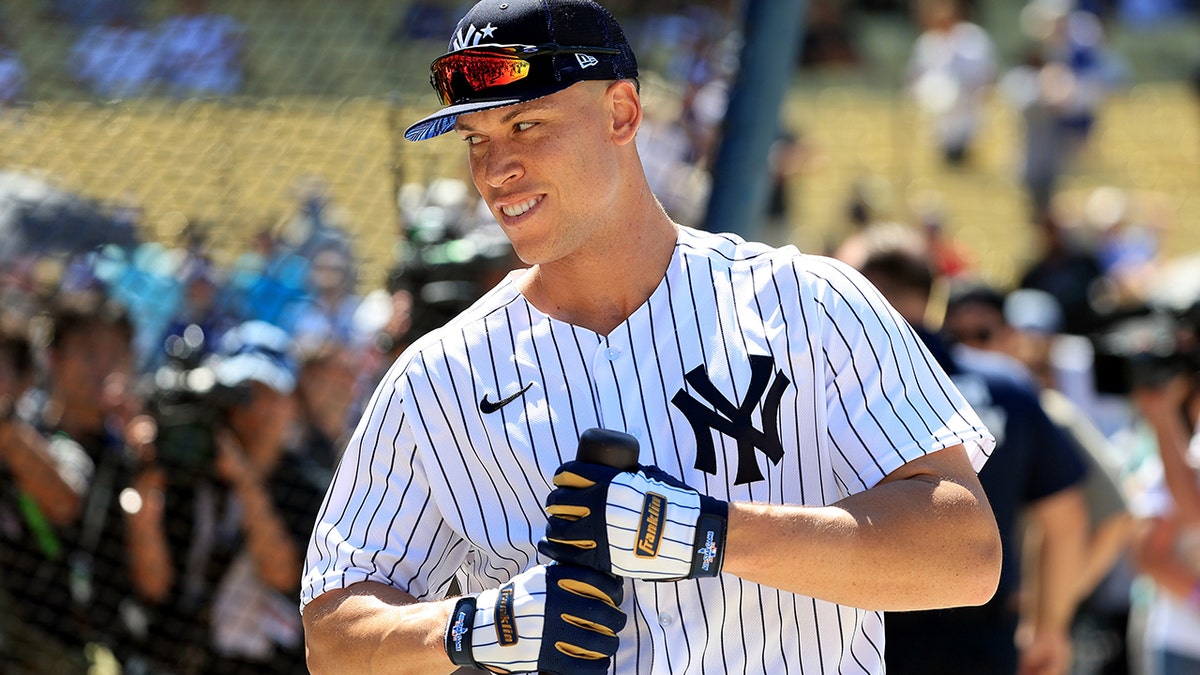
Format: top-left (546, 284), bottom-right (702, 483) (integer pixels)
top-left (1147, 409), bottom-right (1200, 524)
top-left (1027, 487), bottom-right (1088, 638)
top-left (722, 445), bottom-right (1000, 610)
top-left (304, 582), bottom-right (459, 675)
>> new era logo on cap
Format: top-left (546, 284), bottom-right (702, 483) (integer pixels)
top-left (576, 53), bottom-right (599, 68)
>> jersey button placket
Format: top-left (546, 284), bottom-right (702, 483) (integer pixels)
top-left (592, 341), bottom-right (626, 430)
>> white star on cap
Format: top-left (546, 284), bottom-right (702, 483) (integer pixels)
top-left (480, 22), bottom-right (497, 39)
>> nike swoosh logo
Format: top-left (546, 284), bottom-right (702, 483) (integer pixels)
top-left (479, 383), bottom-right (534, 414)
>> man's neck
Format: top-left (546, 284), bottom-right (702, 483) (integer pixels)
top-left (520, 216), bottom-right (678, 336)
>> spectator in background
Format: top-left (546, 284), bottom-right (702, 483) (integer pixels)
top-left (847, 225), bottom-right (1089, 675)
top-left (799, 0), bottom-right (862, 70)
top-left (277, 175), bottom-right (355, 262)
top-left (290, 245), bottom-right (360, 357)
top-left (0, 323), bottom-right (61, 670)
top-left (944, 282), bottom-right (1138, 675)
top-left (149, 259), bottom-right (236, 372)
top-left (906, 0), bottom-right (996, 166)
top-left (70, 11), bottom-right (160, 98)
top-left (916, 195), bottom-right (976, 279)
top-left (127, 320), bottom-right (330, 674)
top-left (1086, 186), bottom-right (1162, 307)
top-left (1019, 208), bottom-right (1106, 336)
top-left (941, 283), bottom-right (1040, 389)
top-left (293, 342), bottom-right (359, 469)
top-left (1001, 45), bottom-right (1078, 216)
top-left (760, 127), bottom-right (809, 247)
top-left (1130, 371), bottom-right (1200, 675)
top-left (0, 27), bottom-right (28, 107)
top-left (155, 0), bottom-right (245, 97)
top-left (1017, 219), bottom-right (1140, 444)
top-left (0, 296), bottom-right (147, 673)
top-left (1027, 0), bottom-right (1123, 157)
top-left (1006, 0), bottom-right (1125, 214)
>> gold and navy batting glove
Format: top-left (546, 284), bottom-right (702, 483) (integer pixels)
top-left (444, 563), bottom-right (626, 675)
top-left (539, 461), bottom-right (729, 581)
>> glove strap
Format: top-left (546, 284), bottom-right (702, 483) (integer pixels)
top-left (445, 595), bottom-right (480, 668)
top-left (689, 496), bottom-right (729, 578)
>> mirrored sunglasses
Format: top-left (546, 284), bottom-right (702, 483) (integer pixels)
top-left (430, 44), bottom-right (621, 106)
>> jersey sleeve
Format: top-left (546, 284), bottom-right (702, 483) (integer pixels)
top-left (300, 359), bottom-right (467, 612)
top-left (808, 257), bottom-right (995, 494)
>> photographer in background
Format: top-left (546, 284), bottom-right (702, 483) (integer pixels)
top-left (1128, 301), bottom-right (1200, 674)
top-left (0, 296), bottom-right (141, 674)
top-left (127, 320), bottom-right (330, 674)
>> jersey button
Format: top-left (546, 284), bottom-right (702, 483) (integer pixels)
top-left (658, 612), bottom-right (673, 626)
top-left (605, 347), bottom-right (621, 360)
top-left (629, 427), bottom-right (642, 439)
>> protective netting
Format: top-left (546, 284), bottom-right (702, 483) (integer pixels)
top-left (0, 1), bottom-right (1198, 674)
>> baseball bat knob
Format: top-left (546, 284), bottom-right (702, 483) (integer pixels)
top-left (576, 428), bottom-right (640, 470)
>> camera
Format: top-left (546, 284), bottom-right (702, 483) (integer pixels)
top-left (1090, 300), bottom-right (1200, 395)
top-left (143, 325), bottom-right (250, 474)
top-left (388, 181), bottom-right (517, 343)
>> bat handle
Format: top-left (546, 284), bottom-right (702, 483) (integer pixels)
top-left (575, 427), bottom-right (640, 470)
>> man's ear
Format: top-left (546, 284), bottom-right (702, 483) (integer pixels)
top-left (607, 80), bottom-right (641, 146)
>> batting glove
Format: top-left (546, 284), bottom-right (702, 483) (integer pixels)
top-left (444, 563), bottom-right (626, 675)
top-left (539, 461), bottom-right (729, 581)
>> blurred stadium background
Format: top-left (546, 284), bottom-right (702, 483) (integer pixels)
top-left (1, 1), bottom-right (1199, 673)
top-left (1, 0), bottom-right (1196, 292)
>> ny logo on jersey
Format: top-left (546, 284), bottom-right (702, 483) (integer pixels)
top-left (671, 355), bottom-right (790, 485)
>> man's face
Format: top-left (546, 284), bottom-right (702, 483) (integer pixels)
top-left (226, 381), bottom-right (298, 465)
top-left (943, 302), bottom-right (1008, 353)
top-left (53, 323), bottom-right (133, 427)
top-left (455, 81), bottom-right (629, 266)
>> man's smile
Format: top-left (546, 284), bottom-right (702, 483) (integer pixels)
top-left (500, 195), bottom-right (543, 218)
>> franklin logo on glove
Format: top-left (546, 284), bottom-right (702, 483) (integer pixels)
top-left (496, 584), bottom-right (518, 646)
top-left (542, 459), bottom-right (729, 581)
top-left (635, 493), bottom-right (667, 558)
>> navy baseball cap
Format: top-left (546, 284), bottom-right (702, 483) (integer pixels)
top-left (404, 0), bottom-right (638, 142)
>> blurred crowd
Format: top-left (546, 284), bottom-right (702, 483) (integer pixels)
top-left (0, 169), bottom-right (517, 674)
top-left (0, 0), bottom-right (244, 104)
top-left (834, 210), bottom-right (1200, 675)
top-left (0, 0), bottom-right (1199, 674)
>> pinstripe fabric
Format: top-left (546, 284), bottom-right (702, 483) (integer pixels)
top-left (302, 226), bottom-right (995, 674)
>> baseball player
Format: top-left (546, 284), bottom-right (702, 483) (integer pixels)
top-left (301, 1), bottom-right (1002, 673)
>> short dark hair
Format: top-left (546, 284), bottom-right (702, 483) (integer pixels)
top-left (47, 295), bottom-right (134, 351)
top-left (946, 283), bottom-right (1006, 316)
top-left (859, 250), bottom-right (935, 298)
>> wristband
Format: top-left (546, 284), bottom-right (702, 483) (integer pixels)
top-left (690, 498), bottom-right (729, 578)
top-left (445, 595), bottom-right (479, 668)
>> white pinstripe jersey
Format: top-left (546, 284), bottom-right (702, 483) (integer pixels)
top-left (302, 226), bottom-right (995, 674)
